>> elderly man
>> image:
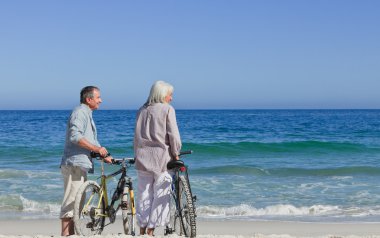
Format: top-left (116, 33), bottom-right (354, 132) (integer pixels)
top-left (60, 86), bottom-right (112, 236)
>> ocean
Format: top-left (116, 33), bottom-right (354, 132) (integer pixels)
top-left (1, 109), bottom-right (380, 222)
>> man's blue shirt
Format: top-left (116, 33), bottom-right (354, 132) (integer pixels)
top-left (60, 104), bottom-right (100, 170)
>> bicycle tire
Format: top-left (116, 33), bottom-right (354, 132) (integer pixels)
top-left (74, 180), bottom-right (105, 235)
top-left (121, 186), bottom-right (136, 235)
top-left (167, 189), bottom-right (182, 236)
top-left (178, 175), bottom-right (196, 237)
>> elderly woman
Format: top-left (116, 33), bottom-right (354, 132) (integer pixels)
top-left (134, 81), bottom-right (182, 236)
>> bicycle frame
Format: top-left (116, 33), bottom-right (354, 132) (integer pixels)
top-left (74, 156), bottom-right (136, 236)
top-left (83, 159), bottom-right (133, 220)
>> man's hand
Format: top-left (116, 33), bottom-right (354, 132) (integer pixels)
top-left (97, 146), bottom-right (108, 158)
top-left (78, 138), bottom-right (109, 157)
top-left (103, 155), bottom-right (113, 164)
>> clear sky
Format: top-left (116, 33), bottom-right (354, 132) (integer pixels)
top-left (1, 1), bottom-right (379, 110)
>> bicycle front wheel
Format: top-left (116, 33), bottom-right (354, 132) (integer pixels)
top-left (178, 175), bottom-right (196, 237)
top-left (74, 180), bottom-right (105, 235)
top-left (121, 186), bottom-right (136, 235)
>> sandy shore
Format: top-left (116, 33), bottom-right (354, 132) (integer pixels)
top-left (1, 219), bottom-right (380, 238)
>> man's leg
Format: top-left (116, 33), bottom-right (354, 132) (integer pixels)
top-left (60, 166), bottom-right (87, 236)
top-left (61, 218), bottom-right (74, 236)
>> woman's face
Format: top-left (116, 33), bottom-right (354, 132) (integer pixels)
top-left (164, 92), bottom-right (173, 103)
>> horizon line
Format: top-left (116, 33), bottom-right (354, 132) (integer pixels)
top-left (1, 108), bottom-right (380, 111)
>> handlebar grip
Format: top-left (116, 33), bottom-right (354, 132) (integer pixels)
top-left (90, 151), bottom-right (101, 158)
top-left (111, 158), bottom-right (135, 165)
top-left (179, 150), bottom-right (193, 156)
top-left (129, 158), bottom-right (136, 164)
top-left (90, 151), bottom-right (111, 158)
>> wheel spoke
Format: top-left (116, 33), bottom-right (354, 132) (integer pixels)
top-left (168, 175), bottom-right (196, 237)
top-left (74, 181), bottom-right (105, 235)
top-left (122, 186), bottom-right (136, 235)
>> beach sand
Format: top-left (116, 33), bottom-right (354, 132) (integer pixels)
top-left (1, 219), bottom-right (380, 238)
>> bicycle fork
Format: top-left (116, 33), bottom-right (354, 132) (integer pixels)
top-left (121, 178), bottom-right (136, 215)
top-left (121, 178), bottom-right (136, 235)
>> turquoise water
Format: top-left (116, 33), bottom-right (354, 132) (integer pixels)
top-left (1, 110), bottom-right (380, 222)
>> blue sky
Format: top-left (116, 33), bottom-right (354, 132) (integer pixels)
top-left (1, 1), bottom-right (379, 109)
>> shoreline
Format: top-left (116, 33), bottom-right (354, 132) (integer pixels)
top-left (1, 219), bottom-right (380, 237)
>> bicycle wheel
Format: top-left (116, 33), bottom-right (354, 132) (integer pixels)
top-left (74, 180), bottom-right (105, 235)
top-left (121, 186), bottom-right (136, 235)
top-left (167, 189), bottom-right (182, 236)
top-left (178, 175), bottom-right (196, 237)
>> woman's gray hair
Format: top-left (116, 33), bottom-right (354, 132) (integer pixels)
top-left (80, 86), bottom-right (99, 103)
top-left (145, 81), bottom-right (174, 106)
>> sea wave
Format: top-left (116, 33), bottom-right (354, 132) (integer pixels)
top-left (0, 194), bottom-right (60, 217)
top-left (0, 146), bottom-right (61, 158)
top-left (1, 140), bottom-right (378, 161)
top-left (2, 194), bottom-right (380, 222)
top-left (0, 169), bottom-right (60, 179)
top-left (182, 141), bottom-right (380, 156)
top-left (191, 165), bottom-right (380, 176)
top-left (196, 204), bottom-right (380, 220)
top-left (197, 204), bottom-right (339, 217)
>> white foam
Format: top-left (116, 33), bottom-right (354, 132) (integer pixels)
top-left (19, 195), bottom-right (60, 216)
top-left (197, 204), bottom-right (340, 218)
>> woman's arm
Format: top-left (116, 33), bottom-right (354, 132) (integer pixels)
top-left (167, 106), bottom-right (182, 159)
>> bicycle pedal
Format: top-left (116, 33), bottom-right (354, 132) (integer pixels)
top-left (86, 222), bottom-right (93, 228)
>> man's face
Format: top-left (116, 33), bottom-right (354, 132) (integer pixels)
top-left (86, 89), bottom-right (102, 110)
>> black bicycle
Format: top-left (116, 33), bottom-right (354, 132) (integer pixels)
top-left (73, 152), bottom-right (136, 236)
top-left (165, 150), bottom-right (197, 237)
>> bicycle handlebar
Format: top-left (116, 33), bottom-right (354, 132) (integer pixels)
top-left (112, 157), bottom-right (135, 165)
top-left (91, 150), bottom-right (191, 164)
top-left (90, 151), bottom-right (135, 165)
top-left (179, 150), bottom-right (193, 156)
top-left (90, 151), bottom-right (111, 158)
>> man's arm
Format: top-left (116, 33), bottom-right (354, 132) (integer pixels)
top-left (78, 138), bottom-right (113, 163)
top-left (77, 138), bottom-right (108, 157)
top-left (69, 109), bottom-right (110, 160)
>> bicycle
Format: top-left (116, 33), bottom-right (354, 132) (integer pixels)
top-left (73, 152), bottom-right (136, 236)
top-left (165, 150), bottom-right (197, 237)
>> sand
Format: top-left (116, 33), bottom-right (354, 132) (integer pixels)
top-left (1, 219), bottom-right (380, 238)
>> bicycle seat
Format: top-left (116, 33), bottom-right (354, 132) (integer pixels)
top-left (167, 160), bottom-right (185, 170)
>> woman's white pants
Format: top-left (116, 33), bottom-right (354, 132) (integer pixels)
top-left (136, 170), bottom-right (172, 229)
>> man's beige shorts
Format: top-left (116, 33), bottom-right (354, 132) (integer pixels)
top-left (60, 165), bottom-right (87, 219)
